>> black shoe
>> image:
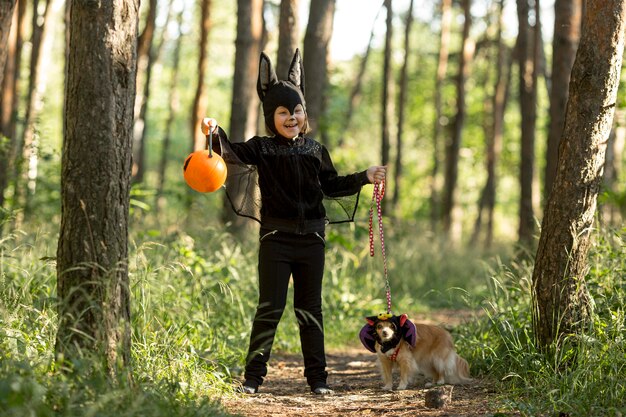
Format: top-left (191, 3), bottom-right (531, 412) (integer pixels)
top-left (239, 380), bottom-right (259, 394)
top-left (311, 382), bottom-right (334, 395)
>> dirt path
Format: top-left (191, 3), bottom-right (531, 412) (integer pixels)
top-left (222, 312), bottom-right (511, 417)
top-left (222, 348), bottom-right (505, 417)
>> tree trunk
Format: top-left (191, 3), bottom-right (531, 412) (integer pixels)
top-left (156, 3), bottom-right (183, 214)
top-left (221, 0), bottom-right (263, 232)
top-left (381, 0), bottom-right (392, 173)
top-left (132, 0), bottom-right (158, 184)
top-left (544, 0), bottom-right (582, 202)
top-left (0, 0), bottom-right (25, 137)
top-left (601, 108), bottom-right (625, 225)
top-left (231, 0), bottom-right (264, 139)
top-left (13, 0), bottom-right (59, 226)
top-left (0, 0), bottom-right (16, 89)
top-left (442, 0), bottom-right (473, 244)
top-left (430, 0), bottom-right (452, 230)
top-left (57, 0), bottom-right (138, 378)
top-left (303, 0), bottom-right (335, 136)
top-left (276, 0), bottom-right (299, 79)
top-left (488, 52), bottom-right (513, 248)
top-left (471, 0), bottom-right (510, 248)
top-left (345, 3), bottom-right (383, 134)
top-left (532, 1), bottom-right (543, 227)
top-left (392, 0), bottom-right (414, 210)
top-left (0, 0), bottom-right (18, 225)
top-left (516, 0), bottom-right (539, 246)
top-left (14, 0), bottom-right (47, 211)
top-left (532, 0), bottom-right (626, 349)
top-left (191, 0), bottom-right (212, 153)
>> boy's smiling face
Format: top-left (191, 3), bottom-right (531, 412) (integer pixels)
top-left (273, 104), bottom-right (305, 139)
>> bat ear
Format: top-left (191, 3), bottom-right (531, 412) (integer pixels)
top-left (257, 52), bottom-right (278, 102)
top-left (287, 48), bottom-right (305, 96)
top-left (402, 317), bottom-right (417, 348)
top-left (365, 316), bottom-right (377, 325)
top-left (359, 324), bottom-right (377, 353)
top-left (399, 314), bottom-right (408, 327)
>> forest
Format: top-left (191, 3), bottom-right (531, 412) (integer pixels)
top-left (0, 0), bottom-right (625, 416)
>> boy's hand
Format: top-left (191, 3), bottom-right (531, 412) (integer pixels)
top-left (201, 117), bottom-right (218, 135)
top-left (367, 165), bottom-right (387, 184)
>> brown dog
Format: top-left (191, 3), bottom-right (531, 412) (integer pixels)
top-left (360, 314), bottom-right (472, 390)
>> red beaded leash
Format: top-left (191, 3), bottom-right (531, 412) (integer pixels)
top-left (369, 180), bottom-right (391, 314)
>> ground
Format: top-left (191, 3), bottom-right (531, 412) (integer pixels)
top-left (222, 312), bottom-right (516, 417)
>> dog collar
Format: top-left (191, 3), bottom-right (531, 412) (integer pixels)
top-left (389, 343), bottom-right (402, 362)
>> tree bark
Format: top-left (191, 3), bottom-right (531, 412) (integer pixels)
top-left (471, 0), bottom-right (510, 248)
top-left (191, 0), bottom-right (212, 152)
top-left (381, 0), bottom-right (392, 173)
top-left (221, 0), bottom-right (263, 232)
top-left (0, 0), bottom-right (16, 90)
top-left (430, 0), bottom-right (452, 230)
top-left (303, 0), bottom-right (335, 136)
top-left (132, 0), bottom-right (158, 184)
top-left (442, 0), bottom-right (473, 243)
top-left (276, 0), bottom-right (299, 79)
top-left (57, 0), bottom-right (138, 378)
top-left (516, 0), bottom-right (538, 246)
top-left (544, 0), bottom-right (582, 202)
top-left (13, 0), bottom-right (59, 225)
top-left (0, 0), bottom-right (25, 137)
top-left (0, 0), bottom-right (18, 224)
top-left (156, 3), bottom-right (183, 214)
top-left (601, 107), bottom-right (625, 225)
top-left (532, 0), bottom-right (626, 349)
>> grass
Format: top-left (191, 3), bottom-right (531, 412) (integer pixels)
top-left (0, 228), bottom-right (239, 417)
top-left (1, 216), bottom-right (625, 416)
top-left (463, 227), bottom-right (626, 416)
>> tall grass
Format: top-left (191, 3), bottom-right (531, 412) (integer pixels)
top-left (462, 227), bottom-right (626, 416)
top-left (0, 212), bottom-right (503, 414)
top-left (1, 216), bottom-right (624, 416)
top-left (0, 227), bottom-right (243, 416)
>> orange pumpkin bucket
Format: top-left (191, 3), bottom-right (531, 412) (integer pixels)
top-left (183, 129), bottom-right (227, 193)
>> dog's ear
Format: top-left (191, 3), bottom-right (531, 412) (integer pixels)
top-left (257, 52), bottom-right (278, 102)
top-left (287, 48), bottom-right (305, 96)
top-left (399, 314), bottom-right (408, 327)
top-left (365, 315), bottom-right (377, 326)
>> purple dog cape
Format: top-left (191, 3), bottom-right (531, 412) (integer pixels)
top-left (359, 313), bottom-right (417, 353)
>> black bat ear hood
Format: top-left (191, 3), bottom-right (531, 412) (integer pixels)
top-left (216, 48), bottom-right (360, 227)
top-left (257, 49), bottom-right (306, 135)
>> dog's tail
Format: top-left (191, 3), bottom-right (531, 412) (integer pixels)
top-left (448, 354), bottom-right (473, 384)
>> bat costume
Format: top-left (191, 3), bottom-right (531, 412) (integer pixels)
top-left (212, 50), bottom-right (371, 394)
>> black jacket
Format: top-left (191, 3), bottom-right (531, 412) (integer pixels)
top-left (214, 128), bottom-right (370, 234)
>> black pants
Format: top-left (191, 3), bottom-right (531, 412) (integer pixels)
top-left (244, 229), bottom-right (328, 387)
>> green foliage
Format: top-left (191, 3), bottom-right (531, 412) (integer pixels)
top-left (2, 1), bottom-right (625, 415)
top-left (0, 358), bottom-right (233, 417)
top-left (0, 228), bottom-right (243, 416)
top-left (0, 207), bottom-right (506, 414)
top-left (462, 227), bottom-right (626, 416)
top-left (2, 213), bottom-right (625, 416)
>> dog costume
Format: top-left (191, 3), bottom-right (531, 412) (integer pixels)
top-left (359, 313), bottom-right (417, 354)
